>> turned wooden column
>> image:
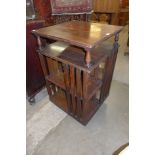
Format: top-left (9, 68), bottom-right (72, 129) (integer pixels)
top-left (37, 35), bottom-right (42, 50)
top-left (85, 48), bottom-right (91, 68)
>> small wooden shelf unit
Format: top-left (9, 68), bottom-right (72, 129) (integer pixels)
top-left (33, 21), bottom-right (122, 125)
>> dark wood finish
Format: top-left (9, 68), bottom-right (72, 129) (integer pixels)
top-left (69, 66), bottom-right (76, 115)
top-left (33, 21), bottom-right (122, 49)
top-left (63, 64), bottom-right (72, 114)
top-left (76, 69), bottom-right (83, 118)
top-left (85, 49), bottom-right (91, 67)
top-left (82, 72), bottom-right (90, 122)
top-left (37, 42), bottom-right (119, 125)
top-left (26, 20), bottom-right (45, 101)
top-left (33, 21), bottom-right (122, 125)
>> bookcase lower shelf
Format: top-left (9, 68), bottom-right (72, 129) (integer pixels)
top-left (50, 89), bottom-right (102, 125)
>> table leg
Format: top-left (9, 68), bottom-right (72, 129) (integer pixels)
top-left (37, 35), bottom-right (42, 50)
top-left (85, 50), bottom-right (91, 68)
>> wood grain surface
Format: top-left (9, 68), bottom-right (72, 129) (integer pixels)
top-left (33, 20), bottom-right (123, 49)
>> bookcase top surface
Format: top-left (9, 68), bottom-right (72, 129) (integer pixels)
top-left (33, 20), bottom-right (123, 49)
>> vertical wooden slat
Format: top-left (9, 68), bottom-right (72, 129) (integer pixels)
top-left (38, 53), bottom-right (49, 76)
top-left (53, 61), bottom-right (59, 73)
top-left (106, 50), bottom-right (118, 93)
top-left (94, 66), bottom-right (99, 80)
top-left (46, 58), bottom-right (58, 74)
top-left (70, 66), bottom-right (76, 115)
top-left (81, 72), bottom-right (90, 121)
top-left (83, 72), bottom-right (89, 98)
top-left (105, 33), bottom-right (119, 94)
top-left (99, 57), bottom-right (109, 103)
top-left (38, 53), bottom-right (53, 98)
top-left (63, 64), bottom-right (72, 114)
top-left (52, 61), bottom-right (60, 93)
top-left (76, 69), bottom-right (82, 118)
top-left (46, 58), bottom-right (57, 93)
top-left (46, 57), bottom-right (53, 74)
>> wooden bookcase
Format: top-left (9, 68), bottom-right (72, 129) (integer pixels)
top-left (37, 41), bottom-right (116, 125)
top-left (33, 21), bottom-right (122, 125)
